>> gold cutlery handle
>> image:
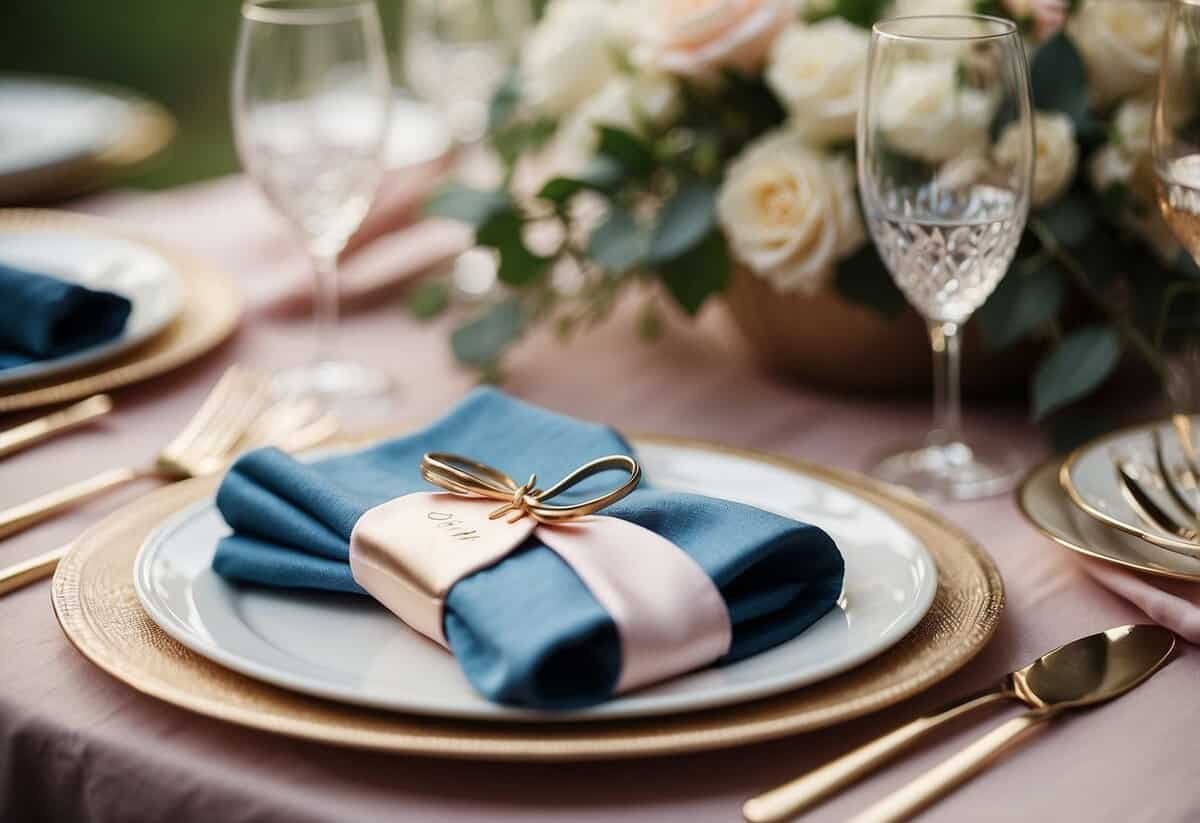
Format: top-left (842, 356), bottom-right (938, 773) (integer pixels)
top-left (0, 394), bottom-right (113, 459)
top-left (742, 689), bottom-right (1011, 823)
top-left (848, 713), bottom-right (1044, 823)
top-left (0, 545), bottom-right (69, 596)
top-left (0, 466), bottom-right (144, 539)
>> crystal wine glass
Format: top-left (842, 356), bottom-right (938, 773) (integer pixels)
top-left (1154, 0), bottom-right (1200, 412)
top-left (857, 15), bottom-right (1034, 499)
top-left (233, 0), bottom-right (392, 409)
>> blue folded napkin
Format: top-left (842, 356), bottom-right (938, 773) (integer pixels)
top-left (0, 260), bottom-right (133, 371)
top-left (212, 388), bottom-right (844, 709)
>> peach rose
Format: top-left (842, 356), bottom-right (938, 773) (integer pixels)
top-left (648, 0), bottom-right (792, 78)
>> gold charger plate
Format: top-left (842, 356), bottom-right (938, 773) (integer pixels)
top-left (0, 77), bottom-right (175, 205)
top-left (0, 209), bottom-right (241, 413)
top-left (52, 435), bottom-right (1003, 761)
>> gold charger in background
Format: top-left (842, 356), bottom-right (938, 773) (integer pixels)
top-left (0, 78), bottom-right (175, 206)
top-left (0, 210), bottom-right (241, 413)
top-left (53, 436), bottom-right (1003, 761)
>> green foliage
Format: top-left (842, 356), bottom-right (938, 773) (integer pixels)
top-left (596, 126), bottom-right (656, 177)
top-left (834, 244), bottom-right (908, 318)
top-left (977, 261), bottom-right (1066, 350)
top-left (588, 206), bottom-right (646, 274)
top-left (476, 209), bottom-right (552, 286)
top-left (406, 279), bottom-right (450, 321)
top-left (647, 180), bottom-right (717, 264)
top-left (452, 298), bottom-right (526, 368)
top-left (658, 230), bottom-right (733, 314)
top-left (536, 157), bottom-right (625, 204)
top-left (835, 0), bottom-right (891, 28)
top-left (1033, 325), bottom-right (1122, 420)
top-left (1030, 33), bottom-right (1091, 134)
top-left (424, 184), bottom-right (511, 227)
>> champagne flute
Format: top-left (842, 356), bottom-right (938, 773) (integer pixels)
top-left (1155, 0), bottom-right (1200, 414)
top-left (857, 15), bottom-right (1034, 499)
top-left (233, 0), bottom-right (392, 408)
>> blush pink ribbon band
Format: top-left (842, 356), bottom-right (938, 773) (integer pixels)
top-left (348, 491), bottom-right (732, 694)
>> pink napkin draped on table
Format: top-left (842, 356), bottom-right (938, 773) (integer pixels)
top-left (1077, 558), bottom-right (1200, 643)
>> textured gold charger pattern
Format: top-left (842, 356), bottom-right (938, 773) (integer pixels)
top-left (53, 435), bottom-right (1003, 760)
top-left (0, 210), bottom-right (241, 412)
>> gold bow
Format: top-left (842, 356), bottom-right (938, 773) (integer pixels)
top-left (420, 452), bottom-right (642, 525)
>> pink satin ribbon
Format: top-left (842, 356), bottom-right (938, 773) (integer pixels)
top-left (349, 491), bottom-right (732, 693)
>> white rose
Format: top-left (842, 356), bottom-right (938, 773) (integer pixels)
top-left (889, 0), bottom-right (983, 44)
top-left (995, 111), bottom-right (1077, 206)
top-left (1088, 142), bottom-right (1135, 193)
top-left (1114, 97), bottom-right (1154, 160)
top-left (646, 0), bottom-right (792, 79)
top-left (1067, 0), bottom-right (1166, 107)
top-left (765, 19), bottom-right (870, 144)
top-left (557, 73), bottom-right (681, 161)
top-left (717, 130), bottom-right (865, 294)
top-left (521, 0), bottom-right (621, 115)
top-left (877, 59), bottom-right (995, 163)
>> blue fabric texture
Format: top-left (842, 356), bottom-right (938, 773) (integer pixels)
top-left (0, 261), bottom-right (133, 370)
top-left (212, 388), bottom-right (844, 708)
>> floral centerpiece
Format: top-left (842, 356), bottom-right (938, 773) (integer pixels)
top-left (421, 0), bottom-right (1191, 439)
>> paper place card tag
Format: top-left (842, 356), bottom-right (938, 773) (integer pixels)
top-left (349, 492), bottom-right (536, 647)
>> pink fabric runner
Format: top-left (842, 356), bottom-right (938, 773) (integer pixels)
top-left (1, 176), bottom-right (1198, 822)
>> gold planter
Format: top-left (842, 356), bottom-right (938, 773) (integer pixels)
top-left (724, 266), bottom-right (1039, 396)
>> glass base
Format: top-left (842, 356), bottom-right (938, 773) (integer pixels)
top-left (272, 358), bottom-right (395, 425)
top-left (871, 438), bottom-right (1022, 501)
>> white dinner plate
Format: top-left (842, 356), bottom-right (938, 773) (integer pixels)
top-left (0, 77), bottom-right (135, 181)
top-left (134, 439), bottom-right (938, 722)
top-left (0, 227), bottom-right (184, 387)
top-left (1020, 458), bottom-right (1200, 581)
top-left (1061, 417), bottom-right (1200, 558)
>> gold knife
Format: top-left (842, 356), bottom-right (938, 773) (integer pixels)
top-left (0, 395), bottom-right (113, 459)
top-left (0, 545), bottom-right (67, 596)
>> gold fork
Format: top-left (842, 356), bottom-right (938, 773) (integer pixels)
top-left (0, 365), bottom-right (336, 540)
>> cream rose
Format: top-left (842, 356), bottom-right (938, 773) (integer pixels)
top-left (1088, 142), bottom-right (1135, 193)
top-left (1114, 97), bottom-right (1154, 159)
top-left (765, 19), bottom-right (869, 144)
top-left (995, 112), bottom-right (1077, 206)
top-left (521, 0), bottom-right (621, 116)
top-left (557, 73), bottom-right (681, 160)
top-left (1067, 0), bottom-right (1166, 107)
top-left (716, 130), bottom-right (865, 293)
top-left (877, 59), bottom-right (995, 163)
top-left (647, 0), bottom-right (792, 79)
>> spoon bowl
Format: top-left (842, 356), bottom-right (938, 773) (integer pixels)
top-left (1013, 624), bottom-right (1176, 711)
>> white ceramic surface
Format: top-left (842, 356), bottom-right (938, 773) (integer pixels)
top-left (134, 439), bottom-right (938, 722)
top-left (1063, 418), bottom-right (1200, 558)
top-left (0, 227), bottom-right (184, 386)
top-left (0, 78), bottom-right (132, 177)
top-left (1022, 459), bottom-right (1200, 581)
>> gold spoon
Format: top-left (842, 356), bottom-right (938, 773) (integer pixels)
top-left (744, 624), bottom-right (1176, 823)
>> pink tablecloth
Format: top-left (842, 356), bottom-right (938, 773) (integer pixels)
top-left (2, 177), bottom-right (1197, 822)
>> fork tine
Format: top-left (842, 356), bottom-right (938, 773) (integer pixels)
top-left (162, 366), bottom-right (247, 456)
top-left (187, 375), bottom-right (272, 460)
top-left (1152, 428), bottom-right (1200, 526)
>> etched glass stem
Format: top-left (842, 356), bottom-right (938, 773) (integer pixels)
top-left (311, 249), bottom-right (339, 365)
top-left (928, 320), bottom-right (963, 448)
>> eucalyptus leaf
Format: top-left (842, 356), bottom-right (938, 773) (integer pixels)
top-left (1032, 324), bottom-right (1122, 420)
top-left (647, 179), bottom-right (716, 264)
top-left (488, 70), bottom-right (520, 133)
top-left (536, 156), bottom-right (624, 204)
top-left (1035, 193), bottom-right (1094, 249)
top-left (596, 125), bottom-right (655, 177)
top-left (452, 297), bottom-right (525, 367)
top-left (1030, 33), bottom-right (1090, 133)
top-left (424, 183), bottom-right (510, 227)
top-left (406, 279), bottom-right (450, 320)
top-left (977, 261), bottom-right (1066, 349)
top-left (588, 206), bottom-right (645, 273)
top-left (658, 229), bottom-right (732, 314)
top-left (477, 209), bottom-right (551, 286)
top-left (834, 244), bottom-right (907, 317)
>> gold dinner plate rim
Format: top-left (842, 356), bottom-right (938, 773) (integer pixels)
top-left (1058, 419), bottom-right (1200, 561)
top-left (52, 433), bottom-right (1004, 761)
top-left (0, 209), bottom-right (241, 412)
top-left (1017, 454), bottom-right (1200, 583)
